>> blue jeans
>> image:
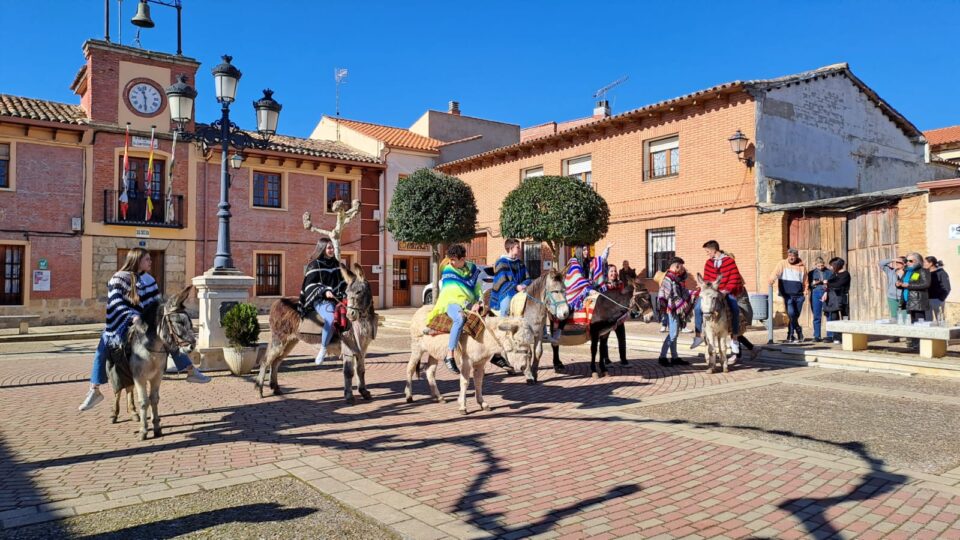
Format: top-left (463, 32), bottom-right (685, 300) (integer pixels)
top-left (447, 304), bottom-right (465, 351)
top-left (694, 295), bottom-right (740, 335)
top-left (785, 295), bottom-right (805, 337)
top-left (811, 291), bottom-right (825, 339)
top-left (313, 301), bottom-right (337, 348)
top-left (659, 314), bottom-right (680, 359)
top-left (90, 334), bottom-right (193, 386)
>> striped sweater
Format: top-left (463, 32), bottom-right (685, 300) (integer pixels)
top-left (702, 253), bottom-right (744, 296)
top-left (104, 271), bottom-right (160, 343)
top-left (489, 255), bottom-right (531, 312)
top-left (428, 261), bottom-right (484, 323)
top-left (299, 256), bottom-right (347, 311)
top-left (564, 246), bottom-right (610, 311)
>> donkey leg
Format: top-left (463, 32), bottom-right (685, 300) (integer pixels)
top-left (405, 348), bottom-right (420, 403)
top-left (458, 361), bottom-right (472, 415)
top-left (111, 389), bottom-right (121, 424)
top-left (425, 360), bottom-right (444, 403)
top-left (256, 339), bottom-right (281, 398)
top-left (357, 353), bottom-right (372, 401)
top-left (525, 340), bottom-right (541, 385)
top-left (149, 376), bottom-right (162, 438)
top-left (475, 365), bottom-right (491, 411)
top-left (127, 387), bottom-right (139, 422)
top-left (343, 354), bottom-right (356, 405)
top-left (134, 379), bottom-right (149, 441)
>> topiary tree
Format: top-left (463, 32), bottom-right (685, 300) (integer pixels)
top-left (500, 175), bottom-right (610, 263)
top-left (387, 168), bottom-right (478, 302)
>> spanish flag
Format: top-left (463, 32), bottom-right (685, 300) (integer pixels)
top-left (119, 123), bottom-right (131, 219)
top-left (144, 126), bottom-right (156, 221)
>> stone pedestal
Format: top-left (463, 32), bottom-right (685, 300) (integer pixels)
top-left (192, 269), bottom-right (255, 372)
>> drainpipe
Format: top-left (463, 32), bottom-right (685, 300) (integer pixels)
top-left (379, 143), bottom-right (389, 309)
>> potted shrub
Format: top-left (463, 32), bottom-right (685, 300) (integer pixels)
top-left (222, 303), bottom-right (261, 376)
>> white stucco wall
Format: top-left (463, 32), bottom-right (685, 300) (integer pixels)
top-left (382, 149), bottom-right (435, 308)
top-left (755, 74), bottom-right (942, 204)
top-left (410, 111), bottom-right (519, 159)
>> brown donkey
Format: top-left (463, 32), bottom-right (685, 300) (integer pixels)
top-left (256, 263), bottom-right (377, 404)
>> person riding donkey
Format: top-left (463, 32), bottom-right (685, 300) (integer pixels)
top-left (489, 238), bottom-right (532, 370)
top-left (428, 244), bottom-right (485, 374)
top-left (299, 237), bottom-right (348, 365)
top-left (552, 243), bottom-right (612, 340)
top-left (691, 240), bottom-right (745, 359)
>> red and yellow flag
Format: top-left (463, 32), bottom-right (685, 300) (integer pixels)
top-left (144, 126), bottom-right (156, 221)
top-left (119, 123), bottom-right (131, 219)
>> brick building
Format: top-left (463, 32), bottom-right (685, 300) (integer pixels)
top-left (437, 64), bottom-right (954, 322)
top-left (0, 40), bottom-right (384, 325)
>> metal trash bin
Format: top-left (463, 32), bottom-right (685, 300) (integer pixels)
top-left (749, 293), bottom-right (769, 321)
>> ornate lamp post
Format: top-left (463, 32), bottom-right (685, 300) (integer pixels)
top-left (165, 55), bottom-right (282, 273)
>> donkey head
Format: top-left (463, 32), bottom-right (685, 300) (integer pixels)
top-left (696, 273), bottom-right (724, 319)
top-left (542, 269), bottom-right (570, 321)
top-left (630, 287), bottom-right (656, 323)
top-left (340, 263), bottom-right (372, 322)
top-left (496, 319), bottom-right (535, 373)
top-left (160, 285), bottom-right (196, 354)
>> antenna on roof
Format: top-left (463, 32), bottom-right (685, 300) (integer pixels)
top-left (593, 75), bottom-right (629, 100)
top-left (334, 67), bottom-right (349, 141)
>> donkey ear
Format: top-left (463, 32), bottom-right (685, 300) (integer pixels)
top-left (168, 285), bottom-right (192, 309)
top-left (340, 263), bottom-right (355, 285)
top-left (713, 274), bottom-right (723, 287)
top-left (352, 263), bottom-right (365, 281)
top-left (497, 321), bottom-right (520, 333)
top-left (696, 273), bottom-right (705, 286)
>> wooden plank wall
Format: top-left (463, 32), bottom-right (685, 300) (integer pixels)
top-left (789, 214), bottom-right (846, 328)
top-left (846, 207), bottom-right (898, 321)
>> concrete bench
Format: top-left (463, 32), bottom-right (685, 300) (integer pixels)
top-left (0, 314), bottom-right (41, 335)
top-left (825, 320), bottom-right (960, 359)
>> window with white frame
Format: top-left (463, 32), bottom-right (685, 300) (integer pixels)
top-left (646, 136), bottom-right (679, 179)
top-left (563, 155), bottom-right (592, 185)
top-left (522, 166), bottom-right (543, 180)
top-left (646, 228), bottom-right (675, 278)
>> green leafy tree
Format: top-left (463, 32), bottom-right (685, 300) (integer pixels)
top-left (500, 175), bottom-right (610, 263)
top-left (386, 168), bottom-right (478, 302)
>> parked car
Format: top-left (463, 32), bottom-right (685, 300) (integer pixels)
top-left (422, 265), bottom-right (495, 305)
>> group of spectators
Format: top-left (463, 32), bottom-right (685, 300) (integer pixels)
top-left (770, 249), bottom-right (951, 347)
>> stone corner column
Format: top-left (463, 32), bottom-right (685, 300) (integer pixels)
top-left (191, 268), bottom-right (255, 371)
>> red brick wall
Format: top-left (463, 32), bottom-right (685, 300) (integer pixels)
top-left (451, 93), bottom-right (765, 292)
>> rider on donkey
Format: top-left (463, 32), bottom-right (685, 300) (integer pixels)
top-left (552, 243), bottom-right (612, 341)
top-left (690, 240), bottom-right (744, 358)
top-left (428, 244), bottom-right (484, 374)
top-left (489, 238), bottom-right (531, 370)
top-left (299, 237), bottom-right (348, 366)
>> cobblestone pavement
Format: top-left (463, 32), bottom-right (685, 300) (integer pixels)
top-left (3, 327), bottom-right (960, 539)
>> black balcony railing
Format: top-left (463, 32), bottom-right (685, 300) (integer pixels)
top-left (103, 190), bottom-right (184, 228)
top-left (649, 163), bottom-right (680, 179)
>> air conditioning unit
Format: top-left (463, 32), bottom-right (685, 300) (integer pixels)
top-left (71, 217), bottom-right (82, 232)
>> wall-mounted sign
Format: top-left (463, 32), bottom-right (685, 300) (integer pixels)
top-left (398, 242), bottom-right (429, 251)
top-left (32, 270), bottom-right (51, 292)
top-left (949, 224), bottom-right (960, 240)
top-left (136, 229), bottom-right (150, 238)
top-left (131, 136), bottom-right (160, 149)
top-left (38, 258), bottom-right (48, 270)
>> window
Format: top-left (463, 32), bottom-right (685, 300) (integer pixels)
top-left (0, 144), bottom-right (9, 189)
top-left (412, 257), bottom-right (431, 285)
top-left (563, 155), bottom-right (592, 185)
top-left (341, 253), bottom-right (355, 268)
top-left (646, 228), bottom-right (675, 278)
top-left (117, 156), bottom-right (165, 222)
top-left (326, 179), bottom-right (352, 212)
top-left (647, 136), bottom-right (679, 179)
top-left (253, 171), bottom-right (282, 208)
top-left (1, 245), bottom-right (24, 305)
top-left (523, 243), bottom-right (542, 280)
top-left (522, 166), bottom-right (543, 180)
top-left (256, 253), bottom-right (282, 296)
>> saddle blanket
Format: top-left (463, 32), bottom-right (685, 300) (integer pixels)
top-left (569, 292), bottom-right (600, 326)
top-left (508, 291), bottom-right (528, 317)
top-left (424, 311), bottom-right (485, 339)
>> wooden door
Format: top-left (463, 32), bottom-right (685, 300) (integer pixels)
top-left (392, 257), bottom-right (411, 306)
top-left (788, 214), bottom-right (847, 328)
top-left (846, 207), bottom-right (898, 321)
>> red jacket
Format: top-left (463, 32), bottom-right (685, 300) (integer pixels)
top-left (703, 254), bottom-right (744, 296)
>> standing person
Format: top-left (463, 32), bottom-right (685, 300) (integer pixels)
top-left (925, 256), bottom-right (951, 325)
top-left (489, 238), bottom-right (531, 317)
top-left (619, 261), bottom-right (638, 284)
top-left (79, 248), bottom-right (210, 412)
top-left (658, 257), bottom-right (693, 366)
top-left (299, 238), bottom-right (348, 366)
top-left (897, 253), bottom-right (931, 348)
top-left (769, 248), bottom-right (808, 343)
top-left (690, 240), bottom-right (744, 358)
top-left (427, 244), bottom-right (484, 374)
top-left (807, 257), bottom-right (833, 342)
top-left (599, 265), bottom-right (629, 366)
top-left (880, 256), bottom-right (907, 342)
top-left (823, 258), bottom-right (851, 344)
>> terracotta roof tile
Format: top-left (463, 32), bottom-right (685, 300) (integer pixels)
top-left (332, 117), bottom-right (441, 152)
top-left (924, 125), bottom-right (960, 146)
top-left (0, 94), bottom-right (87, 125)
top-left (232, 129), bottom-right (380, 164)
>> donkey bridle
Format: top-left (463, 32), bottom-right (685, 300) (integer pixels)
top-left (149, 310), bottom-right (193, 354)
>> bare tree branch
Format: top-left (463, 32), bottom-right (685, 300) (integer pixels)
top-left (302, 199), bottom-right (363, 262)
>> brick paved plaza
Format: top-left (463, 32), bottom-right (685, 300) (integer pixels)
top-left (3, 326), bottom-right (960, 539)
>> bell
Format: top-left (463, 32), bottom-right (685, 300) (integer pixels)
top-left (131, 0), bottom-right (155, 28)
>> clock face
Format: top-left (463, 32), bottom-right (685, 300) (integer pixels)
top-left (128, 82), bottom-right (163, 115)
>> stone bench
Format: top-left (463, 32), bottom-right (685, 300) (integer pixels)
top-left (0, 314), bottom-right (41, 335)
top-left (825, 320), bottom-right (960, 359)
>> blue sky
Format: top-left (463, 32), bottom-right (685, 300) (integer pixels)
top-left (1, 1), bottom-right (958, 138)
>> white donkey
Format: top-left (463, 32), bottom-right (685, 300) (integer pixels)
top-left (696, 273), bottom-right (734, 373)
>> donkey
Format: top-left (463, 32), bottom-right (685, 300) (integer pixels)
top-left (407, 306), bottom-right (535, 414)
top-left (124, 285), bottom-right (196, 440)
top-left (550, 281), bottom-right (635, 378)
top-left (494, 270), bottom-right (570, 385)
top-left (257, 263), bottom-right (377, 404)
top-left (696, 273), bottom-right (733, 373)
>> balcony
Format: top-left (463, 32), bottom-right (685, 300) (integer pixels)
top-left (103, 190), bottom-right (184, 228)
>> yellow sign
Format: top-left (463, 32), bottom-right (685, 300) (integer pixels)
top-left (398, 242), bottom-right (428, 251)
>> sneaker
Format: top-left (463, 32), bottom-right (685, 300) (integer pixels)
top-left (680, 327), bottom-right (694, 334)
top-left (490, 355), bottom-right (511, 370)
top-left (185, 368), bottom-right (211, 384)
top-left (796, 331), bottom-right (805, 342)
top-left (813, 337), bottom-right (822, 343)
top-left (658, 357), bottom-right (671, 366)
top-left (314, 347), bottom-right (327, 366)
top-left (689, 336), bottom-right (704, 349)
top-left (730, 341), bottom-right (741, 355)
top-left (78, 387), bottom-right (104, 412)
top-left (671, 358), bottom-right (691, 366)
top-left (659, 325), bottom-right (667, 333)
top-left (832, 339), bottom-right (842, 344)
top-left (785, 335), bottom-right (795, 344)
top-left (444, 356), bottom-right (460, 374)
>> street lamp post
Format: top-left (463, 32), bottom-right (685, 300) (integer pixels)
top-left (165, 55), bottom-right (282, 273)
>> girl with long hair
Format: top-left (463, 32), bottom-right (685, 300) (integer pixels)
top-left (299, 238), bottom-right (348, 365)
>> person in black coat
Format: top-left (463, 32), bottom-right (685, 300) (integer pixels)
top-left (299, 238), bottom-right (347, 365)
top-left (823, 257), bottom-right (850, 344)
top-left (925, 256), bottom-right (951, 325)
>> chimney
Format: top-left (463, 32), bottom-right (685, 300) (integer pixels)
top-left (448, 101), bottom-right (461, 115)
top-left (593, 100), bottom-right (611, 119)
